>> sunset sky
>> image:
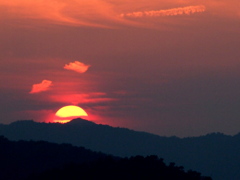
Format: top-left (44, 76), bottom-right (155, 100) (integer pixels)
top-left (1, 0), bottom-right (240, 137)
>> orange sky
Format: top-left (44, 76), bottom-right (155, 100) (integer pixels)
top-left (0, 0), bottom-right (240, 137)
top-left (1, 0), bottom-right (239, 28)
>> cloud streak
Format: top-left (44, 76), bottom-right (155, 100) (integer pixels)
top-left (64, 61), bottom-right (91, 73)
top-left (29, 80), bottom-right (53, 94)
top-left (49, 92), bottom-right (117, 105)
top-left (121, 5), bottom-right (206, 18)
top-left (0, 0), bottom-right (120, 28)
top-left (1, 0), bottom-right (238, 29)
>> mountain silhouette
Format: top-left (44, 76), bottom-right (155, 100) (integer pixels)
top-left (0, 136), bottom-right (211, 180)
top-left (0, 136), bottom-right (108, 180)
top-left (27, 155), bottom-right (212, 180)
top-left (0, 118), bottom-right (239, 180)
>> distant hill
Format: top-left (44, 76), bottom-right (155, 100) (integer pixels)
top-left (0, 136), bottom-right (211, 180)
top-left (0, 119), bottom-right (239, 179)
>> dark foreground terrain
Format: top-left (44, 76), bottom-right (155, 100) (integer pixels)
top-left (0, 119), bottom-right (239, 179)
top-left (0, 136), bottom-right (211, 180)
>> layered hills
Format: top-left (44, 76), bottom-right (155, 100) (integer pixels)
top-left (0, 136), bottom-right (211, 180)
top-left (0, 118), bottom-right (239, 180)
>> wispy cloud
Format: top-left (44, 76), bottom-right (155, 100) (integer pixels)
top-left (64, 61), bottom-right (91, 73)
top-left (49, 92), bottom-right (117, 105)
top-left (121, 5), bottom-right (206, 18)
top-left (0, 0), bottom-right (118, 28)
top-left (1, 0), bottom-right (238, 29)
top-left (29, 80), bottom-right (53, 94)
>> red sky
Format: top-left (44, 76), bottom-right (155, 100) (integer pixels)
top-left (0, 0), bottom-right (240, 137)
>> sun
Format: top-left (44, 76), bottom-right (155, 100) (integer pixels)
top-left (53, 105), bottom-right (88, 123)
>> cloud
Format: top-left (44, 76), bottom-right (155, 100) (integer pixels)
top-left (121, 5), bottom-right (206, 18)
top-left (0, 0), bottom-right (120, 28)
top-left (64, 61), bottom-right (91, 73)
top-left (29, 80), bottom-right (53, 94)
top-left (49, 92), bottom-right (117, 105)
top-left (1, 0), bottom-right (238, 29)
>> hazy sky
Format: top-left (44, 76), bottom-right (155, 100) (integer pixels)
top-left (1, 0), bottom-right (240, 137)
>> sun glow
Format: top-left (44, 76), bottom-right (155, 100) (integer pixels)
top-left (53, 105), bottom-right (88, 123)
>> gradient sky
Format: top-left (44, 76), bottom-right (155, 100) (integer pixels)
top-left (1, 0), bottom-right (240, 137)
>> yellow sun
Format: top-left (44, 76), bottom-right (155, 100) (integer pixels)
top-left (53, 105), bottom-right (88, 123)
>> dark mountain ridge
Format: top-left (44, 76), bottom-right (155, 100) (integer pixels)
top-left (0, 136), bottom-right (108, 180)
top-left (0, 136), bottom-right (211, 180)
top-left (0, 119), bottom-right (239, 179)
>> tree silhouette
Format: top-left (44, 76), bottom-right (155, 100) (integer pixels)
top-left (27, 155), bottom-right (212, 180)
top-left (0, 136), bottom-right (212, 180)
